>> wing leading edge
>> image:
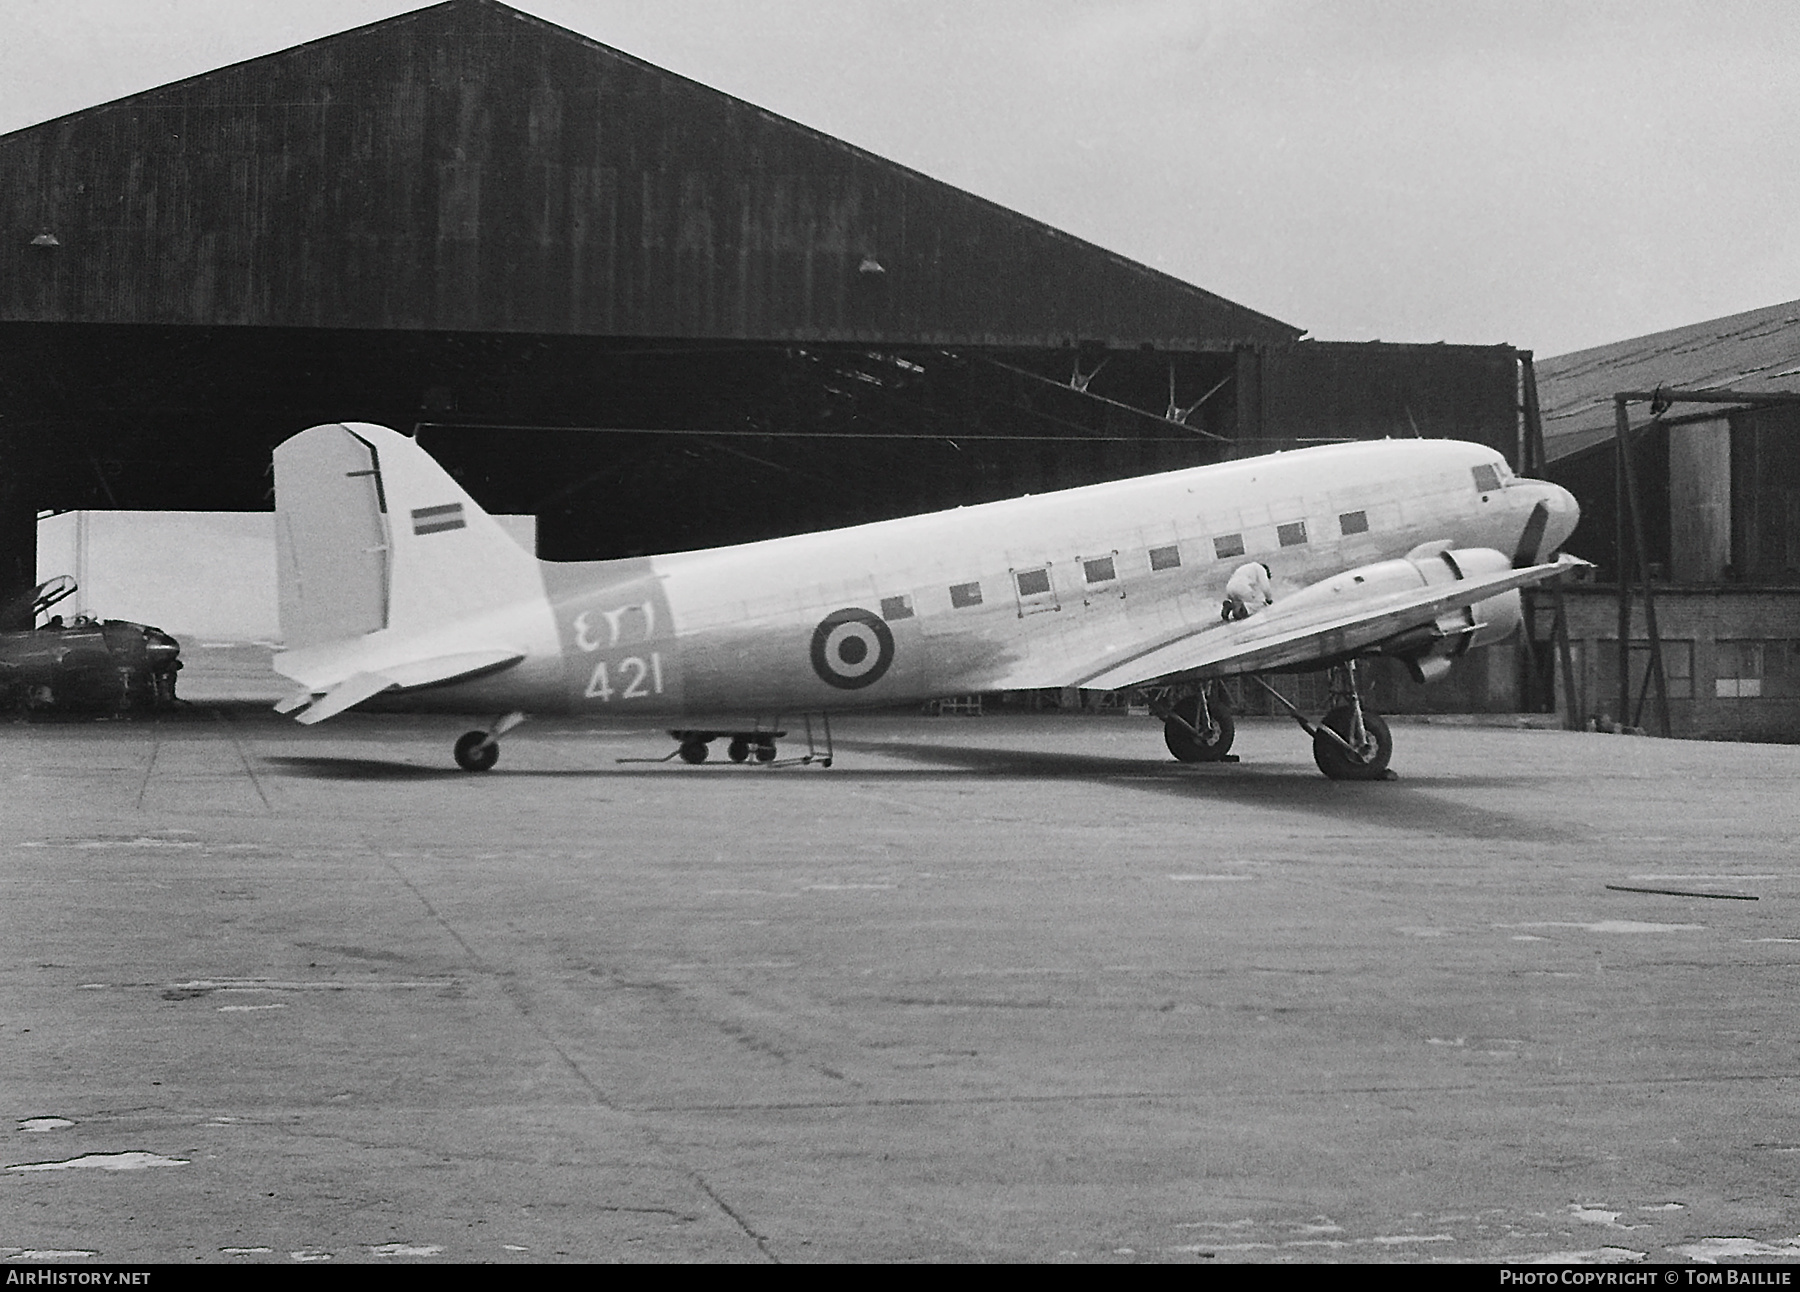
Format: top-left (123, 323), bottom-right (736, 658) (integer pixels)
top-left (1077, 553), bottom-right (1587, 692)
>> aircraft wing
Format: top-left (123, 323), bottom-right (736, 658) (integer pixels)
top-left (1075, 553), bottom-right (1586, 692)
top-left (284, 648), bottom-right (525, 725)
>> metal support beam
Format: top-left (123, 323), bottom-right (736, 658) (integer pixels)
top-left (0, 440), bottom-right (37, 631)
top-left (1613, 397), bottom-right (1670, 736)
top-left (1613, 389), bottom-right (1800, 408)
top-left (1519, 350), bottom-right (1546, 477)
top-left (1517, 351), bottom-right (1550, 711)
top-left (1550, 582), bottom-right (1581, 730)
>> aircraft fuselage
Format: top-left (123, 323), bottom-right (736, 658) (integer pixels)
top-left (295, 437), bottom-right (1574, 727)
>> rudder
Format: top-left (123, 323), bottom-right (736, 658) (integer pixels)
top-left (273, 423), bottom-right (540, 650)
top-left (274, 425), bottom-right (387, 650)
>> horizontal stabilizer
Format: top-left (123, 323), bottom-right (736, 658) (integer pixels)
top-left (274, 688), bottom-right (314, 715)
top-left (283, 650), bottom-right (525, 725)
top-left (377, 649), bottom-right (524, 690)
top-left (294, 671), bottom-right (396, 725)
top-left (1079, 553), bottom-right (1589, 690)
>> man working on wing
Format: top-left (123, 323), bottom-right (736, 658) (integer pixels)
top-left (1221, 561), bottom-right (1273, 622)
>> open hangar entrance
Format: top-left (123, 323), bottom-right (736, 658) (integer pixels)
top-left (2, 0), bottom-right (1528, 721)
top-left (2, 322), bottom-right (1520, 565)
top-left (2, 323), bottom-right (1259, 569)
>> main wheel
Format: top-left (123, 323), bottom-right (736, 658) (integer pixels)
top-left (1163, 692), bottom-right (1235, 763)
top-left (1312, 706), bottom-right (1393, 781)
top-left (678, 740), bottom-right (709, 764)
top-left (754, 740), bottom-right (777, 763)
top-left (454, 730), bottom-right (499, 772)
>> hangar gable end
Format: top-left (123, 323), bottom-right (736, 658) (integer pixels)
top-left (0, 0), bottom-right (1301, 347)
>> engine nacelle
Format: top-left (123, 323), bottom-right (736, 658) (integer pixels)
top-left (1272, 545), bottom-right (1523, 685)
top-left (1382, 547), bottom-right (1522, 683)
top-left (1391, 590), bottom-right (1521, 682)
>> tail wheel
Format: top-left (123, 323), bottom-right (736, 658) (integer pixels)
top-left (454, 730), bottom-right (499, 772)
top-left (1312, 706), bottom-right (1392, 781)
top-left (1164, 691), bottom-right (1235, 763)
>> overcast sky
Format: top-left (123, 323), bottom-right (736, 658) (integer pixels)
top-left (4, 0), bottom-right (1796, 357)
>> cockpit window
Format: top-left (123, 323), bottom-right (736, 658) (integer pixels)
top-left (1472, 463), bottom-right (1501, 493)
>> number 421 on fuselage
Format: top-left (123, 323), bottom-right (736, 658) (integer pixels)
top-left (269, 423), bottom-right (1581, 779)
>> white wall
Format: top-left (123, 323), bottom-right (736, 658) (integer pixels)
top-left (37, 511), bottom-right (536, 645)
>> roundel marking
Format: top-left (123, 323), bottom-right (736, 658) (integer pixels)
top-left (810, 608), bottom-right (895, 690)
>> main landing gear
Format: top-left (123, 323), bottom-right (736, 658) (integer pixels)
top-left (1145, 683), bottom-right (1237, 763)
top-left (1252, 660), bottom-right (1395, 781)
top-left (453, 711), bottom-right (527, 772)
top-left (1149, 662), bottom-right (1396, 781)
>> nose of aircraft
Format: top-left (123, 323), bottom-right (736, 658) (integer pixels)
top-left (1511, 480), bottom-right (1581, 567)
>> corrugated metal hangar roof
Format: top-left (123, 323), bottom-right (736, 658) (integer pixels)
top-left (1537, 297), bottom-right (1800, 461)
top-left (0, 0), bottom-right (1301, 349)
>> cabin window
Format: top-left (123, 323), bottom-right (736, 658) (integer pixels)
top-left (1339, 510), bottom-right (1369, 536)
top-left (881, 594), bottom-right (914, 621)
top-left (1213, 533), bottom-right (1245, 560)
top-left (1149, 545), bottom-right (1181, 571)
top-left (1015, 568), bottom-right (1052, 597)
top-left (949, 581), bottom-right (983, 608)
top-left (1277, 521), bottom-right (1308, 547)
top-left (1472, 463), bottom-right (1502, 494)
top-left (1083, 556), bottom-right (1116, 584)
top-left (1012, 564), bottom-right (1061, 616)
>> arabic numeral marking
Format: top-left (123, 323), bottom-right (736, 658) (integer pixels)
top-left (586, 652), bottom-right (664, 703)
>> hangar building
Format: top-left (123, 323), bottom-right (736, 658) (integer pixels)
top-left (3, 0), bottom-right (1527, 712)
top-left (1537, 298), bottom-right (1800, 740)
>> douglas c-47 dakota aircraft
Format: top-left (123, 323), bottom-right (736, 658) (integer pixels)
top-left (270, 422), bottom-right (1581, 779)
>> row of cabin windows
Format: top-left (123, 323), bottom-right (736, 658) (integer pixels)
top-left (886, 507), bottom-right (1383, 621)
top-left (1213, 510), bottom-right (1369, 561)
top-left (897, 470), bottom-right (1495, 618)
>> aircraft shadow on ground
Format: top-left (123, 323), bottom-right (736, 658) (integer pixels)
top-left (260, 740), bottom-right (1569, 843)
top-left (839, 739), bottom-right (1570, 842)
top-left (262, 755), bottom-right (465, 781)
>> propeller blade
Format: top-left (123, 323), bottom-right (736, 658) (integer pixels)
top-left (1513, 500), bottom-right (1551, 569)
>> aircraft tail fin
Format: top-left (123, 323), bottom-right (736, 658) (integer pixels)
top-left (273, 422), bottom-right (540, 652)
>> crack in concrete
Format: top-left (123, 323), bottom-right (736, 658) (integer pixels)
top-left (134, 734), bottom-right (160, 812)
top-left (383, 855), bottom-right (779, 1262)
top-left (214, 708), bottom-right (273, 812)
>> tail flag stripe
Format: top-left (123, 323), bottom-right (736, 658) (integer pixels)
top-left (411, 502), bottom-right (466, 535)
